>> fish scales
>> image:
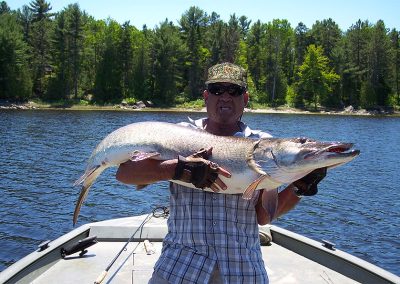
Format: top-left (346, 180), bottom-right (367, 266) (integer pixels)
top-left (93, 122), bottom-right (253, 174)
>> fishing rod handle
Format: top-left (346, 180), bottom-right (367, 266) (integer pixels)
top-left (94, 270), bottom-right (107, 284)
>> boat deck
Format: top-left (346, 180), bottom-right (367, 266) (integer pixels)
top-left (2, 215), bottom-right (399, 284)
top-left (34, 240), bottom-right (359, 284)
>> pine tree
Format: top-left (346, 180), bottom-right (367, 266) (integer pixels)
top-left (152, 19), bottom-right (185, 105)
top-left (179, 6), bottom-right (208, 99)
top-left (0, 13), bottom-right (32, 100)
top-left (297, 45), bottom-right (340, 109)
top-left (29, 0), bottom-right (53, 96)
top-left (67, 3), bottom-right (83, 99)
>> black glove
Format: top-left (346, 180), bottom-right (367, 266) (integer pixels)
top-left (293, 167), bottom-right (327, 196)
top-left (173, 149), bottom-right (219, 189)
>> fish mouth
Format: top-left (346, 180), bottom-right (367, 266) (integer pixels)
top-left (326, 143), bottom-right (360, 157)
top-left (305, 143), bottom-right (360, 160)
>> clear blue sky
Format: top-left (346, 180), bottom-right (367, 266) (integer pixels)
top-left (7, 0), bottom-right (400, 31)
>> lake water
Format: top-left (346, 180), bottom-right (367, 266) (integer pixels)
top-left (0, 110), bottom-right (399, 276)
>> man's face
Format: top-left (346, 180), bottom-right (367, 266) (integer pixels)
top-left (205, 83), bottom-right (248, 124)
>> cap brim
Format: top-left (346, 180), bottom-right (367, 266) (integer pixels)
top-left (205, 79), bottom-right (246, 87)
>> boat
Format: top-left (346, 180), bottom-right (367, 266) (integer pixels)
top-left (1, 207), bottom-right (399, 284)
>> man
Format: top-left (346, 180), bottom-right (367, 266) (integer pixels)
top-left (116, 62), bottom-right (326, 283)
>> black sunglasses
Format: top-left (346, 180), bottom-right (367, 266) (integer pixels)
top-left (207, 83), bottom-right (245, 97)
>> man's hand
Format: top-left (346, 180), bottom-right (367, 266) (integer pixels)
top-left (293, 168), bottom-right (327, 196)
top-left (173, 147), bottom-right (231, 192)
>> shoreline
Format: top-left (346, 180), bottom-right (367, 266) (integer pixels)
top-left (1, 100), bottom-right (399, 117)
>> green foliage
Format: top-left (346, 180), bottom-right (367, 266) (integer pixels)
top-left (29, 0), bottom-right (52, 22)
top-left (152, 19), bottom-right (186, 106)
top-left (0, 1), bottom-right (11, 14)
top-left (388, 28), bottom-right (400, 106)
top-left (297, 45), bottom-right (340, 110)
top-left (222, 14), bottom-right (241, 62)
top-left (93, 19), bottom-right (123, 103)
top-left (285, 85), bottom-right (301, 107)
top-left (369, 20), bottom-right (392, 107)
top-left (179, 6), bottom-right (208, 99)
top-left (310, 19), bottom-right (341, 63)
top-left (247, 87), bottom-right (268, 105)
top-left (124, 97), bottom-right (136, 105)
top-left (205, 12), bottom-right (224, 65)
top-left (246, 20), bottom-right (266, 91)
top-left (0, 13), bottom-right (32, 99)
top-left (28, 0), bottom-right (54, 96)
top-left (78, 99), bottom-right (89, 105)
top-left (2, 2), bottom-right (399, 110)
top-left (80, 18), bottom-right (106, 95)
top-left (360, 80), bottom-right (376, 108)
top-left (176, 98), bottom-right (204, 109)
top-left (132, 26), bottom-right (152, 101)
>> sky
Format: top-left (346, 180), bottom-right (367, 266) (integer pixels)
top-left (7, 0), bottom-right (400, 31)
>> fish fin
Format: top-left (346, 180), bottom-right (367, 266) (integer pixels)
top-left (242, 175), bottom-right (267, 200)
top-left (130, 151), bottom-right (161, 162)
top-left (136, 184), bottom-right (149, 190)
top-left (247, 140), bottom-right (267, 176)
top-left (73, 165), bottom-right (104, 225)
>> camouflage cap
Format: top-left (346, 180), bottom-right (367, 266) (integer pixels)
top-left (205, 62), bottom-right (247, 87)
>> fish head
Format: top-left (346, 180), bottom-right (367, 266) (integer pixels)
top-left (251, 137), bottom-right (360, 184)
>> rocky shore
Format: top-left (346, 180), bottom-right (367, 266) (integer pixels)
top-left (1, 100), bottom-right (398, 116)
top-left (0, 100), bottom-right (38, 110)
top-left (247, 105), bottom-right (398, 116)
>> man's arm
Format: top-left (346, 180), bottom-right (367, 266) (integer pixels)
top-left (255, 185), bottom-right (300, 225)
top-left (116, 159), bottom-right (177, 185)
top-left (116, 148), bottom-right (231, 191)
top-left (256, 168), bottom-right (327, 225)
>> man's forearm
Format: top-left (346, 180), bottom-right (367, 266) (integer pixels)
top-left (275, 185), bottom-right (301, 218)
top-left (116, 159), bottom-right (177, 185)
top-left (256, 185), bottom-right (300, 225)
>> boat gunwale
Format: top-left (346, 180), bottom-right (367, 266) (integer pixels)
top-left (266, 225), bottom-right (399, 284)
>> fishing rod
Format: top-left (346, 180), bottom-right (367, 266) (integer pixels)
top-left (94, 212), bottom-right (153, 284)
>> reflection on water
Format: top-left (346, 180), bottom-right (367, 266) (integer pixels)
top-left (0, 110), bottom-right (399, 275)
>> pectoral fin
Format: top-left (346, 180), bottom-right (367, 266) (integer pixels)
top-left (242, 175), bottom-right (267, 200)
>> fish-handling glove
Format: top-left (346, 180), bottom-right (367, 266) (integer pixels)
top-left (173, 148), bottom-right (220, 189)
top-left (293, 167), bottom-right (327, 196)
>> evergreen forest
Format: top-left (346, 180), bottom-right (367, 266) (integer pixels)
top-left (1, 0), bottom-right (399, 110)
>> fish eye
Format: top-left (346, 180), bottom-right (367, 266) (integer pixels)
top-left (297, 137), bottom-right (308, 144)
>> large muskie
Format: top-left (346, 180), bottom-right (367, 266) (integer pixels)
top-left (73, 121), bottom-right (360, 224)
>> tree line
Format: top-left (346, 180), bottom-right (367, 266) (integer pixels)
top-left (1, 0), bottom-right (399, 109)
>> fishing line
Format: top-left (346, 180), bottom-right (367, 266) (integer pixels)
top-left (94, 211), bottom-right (154, 284)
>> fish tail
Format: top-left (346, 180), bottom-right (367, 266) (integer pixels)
top-left (73, 166), bottom-right (103, 225)
top-left (73, 166), bottom-right (99, 186)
